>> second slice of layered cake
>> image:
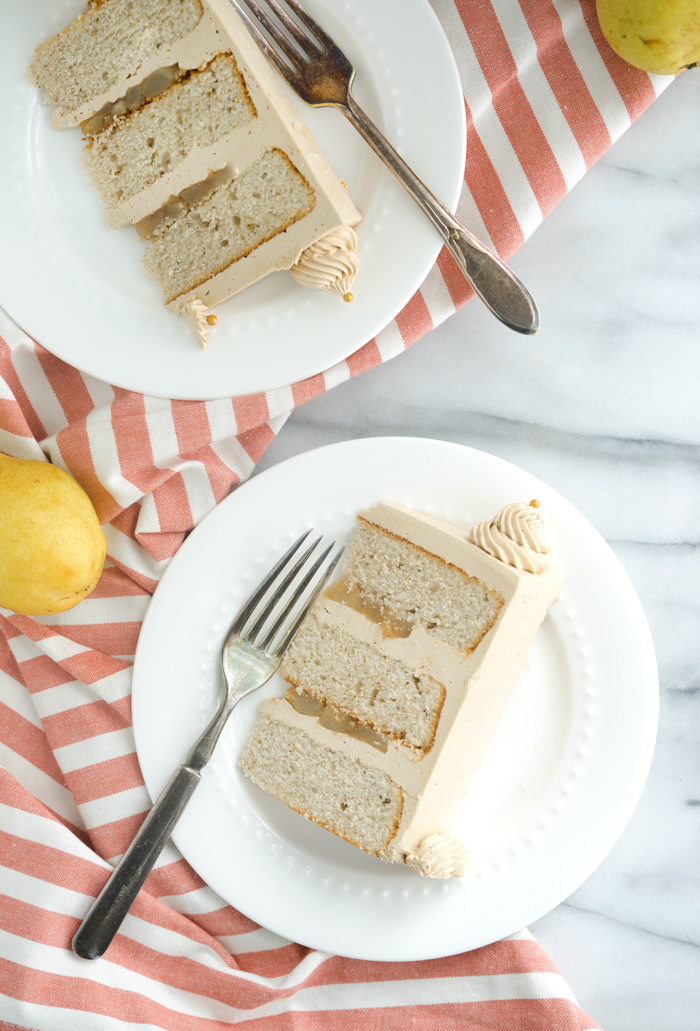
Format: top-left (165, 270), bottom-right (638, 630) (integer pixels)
top-left (28, 0), bottom-right (362, 346)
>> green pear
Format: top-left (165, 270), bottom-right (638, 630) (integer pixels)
top-left (596, 0), bottom-right (700, 74)
top-left (0, 453), bottom-right (107, 615)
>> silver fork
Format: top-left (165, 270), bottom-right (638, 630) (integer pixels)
top-left (72, 531), bottom-right (343, 960)
top-left (233, 0), bottom-right (539, 335)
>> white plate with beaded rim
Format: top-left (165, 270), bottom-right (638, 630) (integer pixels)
top-left (132, 437), bottom-right (659, 961)
top-left (0, 0), bottom-right (465, 400)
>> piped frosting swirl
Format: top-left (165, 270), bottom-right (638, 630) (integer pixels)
top-left (468, 502), bottom-right (551, 574)
top-left (174, 296), bottom-right (211, 350)
top-left (290, 226), bottom-right (358, 295)
top-left (405, 834), bottom-right (469, 879)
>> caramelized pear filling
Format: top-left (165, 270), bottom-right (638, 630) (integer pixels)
top-left (285, 687), bottom-right (389, 753)
top-left (81, 64), bottom-right (184, 135)
top-left (323, 580), bottom-right (413, 638)
top-left (286, 690), bottom-right (324, 717)
top-left (135, 164), bottom-right (238, 239)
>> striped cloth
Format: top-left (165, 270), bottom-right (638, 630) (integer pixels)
top-left (0, 1), bottom-right (666, 1027)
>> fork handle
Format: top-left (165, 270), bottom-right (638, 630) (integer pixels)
top-left (72, 764), bottom-right (201, 960)
top-left (343, 94), bottom-right (539, 335)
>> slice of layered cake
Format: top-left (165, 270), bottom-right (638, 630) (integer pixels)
top-left (28, 0), bottom-right (361, 347)
top-left (239, 501), bottom-right (564, 878)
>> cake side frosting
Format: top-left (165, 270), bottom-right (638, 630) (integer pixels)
top-left (367, 501), bottom-right (562, 865)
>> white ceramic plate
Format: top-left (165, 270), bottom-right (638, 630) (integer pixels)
top-left (0, 0), bottom-right (465, 400)
top-left (132, 437), bottom-right (659, 960)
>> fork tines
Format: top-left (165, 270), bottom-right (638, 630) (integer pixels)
top-left (233, 0), bottom-right (336, 76)
top-left (232, 531), bottom-right (344, 657)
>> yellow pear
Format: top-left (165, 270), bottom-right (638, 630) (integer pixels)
top-left (596, 0), bottom-right (700, 74)
top-left (0, 453), bottom-right (107, 616)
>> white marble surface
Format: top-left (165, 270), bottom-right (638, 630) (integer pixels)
top-left (253, 69), bottom-right (700, 1031)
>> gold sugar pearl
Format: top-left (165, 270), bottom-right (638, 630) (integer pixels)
top-left (529, 498), bottom-right (540, 508)
top-left (343, 292), bottom-right (353, 303)
top-left (206, 314), bottom-right (218, 326)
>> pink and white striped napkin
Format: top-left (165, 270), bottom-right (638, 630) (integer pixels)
top-left (0, 1), bottom-right (666, 1027)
